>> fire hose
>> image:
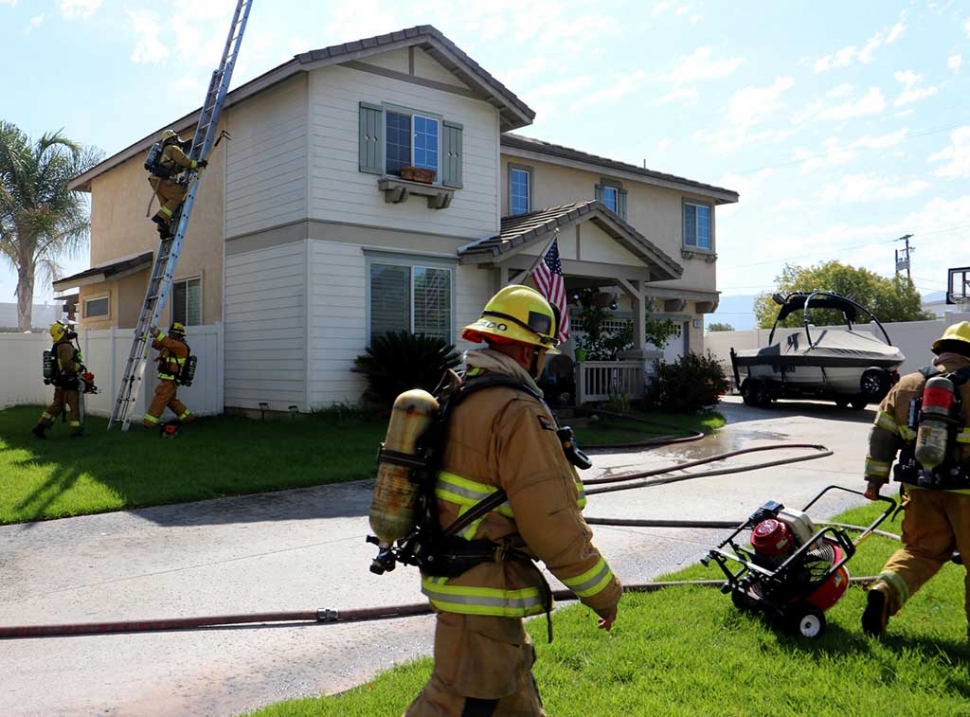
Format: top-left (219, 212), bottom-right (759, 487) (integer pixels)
top-left (0, 443), bottom-right (899, 639)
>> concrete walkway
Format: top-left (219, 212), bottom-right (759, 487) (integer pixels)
top-left (0, 397), bottom-right (878, 716)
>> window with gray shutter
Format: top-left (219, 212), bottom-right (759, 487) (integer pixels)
top-left (441, 121), bottom-right (463, 188)
top-left (359, 102), bottom-right (383, 174)
top-left (618, 189), bottom-right (628, 220)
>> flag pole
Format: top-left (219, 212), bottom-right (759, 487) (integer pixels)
top-left (522, 227), bottom-right (561, 281)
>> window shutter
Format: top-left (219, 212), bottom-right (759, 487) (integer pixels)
top-left (594, 184), bottom-right (604, 203)
top-left (442, 121), bottom-right (463, 188)
top-left (359, 102), bottom-right (383, 175)
top-left (618, 189), bottom-right (628, 220)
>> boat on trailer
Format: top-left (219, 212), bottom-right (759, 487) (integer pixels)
top-left (730, 291), bottom-right (905, 410)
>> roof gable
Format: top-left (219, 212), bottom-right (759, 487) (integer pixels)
top-left (459, 201), bottom-right (683, 281)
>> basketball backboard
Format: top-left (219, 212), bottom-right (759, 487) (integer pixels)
top-left (947, 266), bottom-right (970, 304)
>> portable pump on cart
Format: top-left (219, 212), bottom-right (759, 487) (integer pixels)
top-left (702, 485), bottom-right (896, 638)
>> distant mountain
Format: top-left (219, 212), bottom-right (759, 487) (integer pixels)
top-left (706, 294), bottom-right (758, 331)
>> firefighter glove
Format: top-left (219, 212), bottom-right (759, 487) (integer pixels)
top-left (197, 159), bottom-right (208, 169)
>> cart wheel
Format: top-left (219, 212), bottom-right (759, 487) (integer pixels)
top-left (731, 589), bottom-right (758, 612)
top-left (793, 607), bottom-right (826, 638)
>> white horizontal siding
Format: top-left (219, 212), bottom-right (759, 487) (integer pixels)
top-left (225, 242), bottom-right (307, 410)
top-left (225, 75), bottom-right (307, 238)
top-left (308, 64), bottom-right (499, 238)
top-left (455, 265), bottom-right (494, 352)
top-left (307, 240), bottom-right (368, 407)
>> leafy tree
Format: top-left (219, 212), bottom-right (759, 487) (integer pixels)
top-left (707, 322), bottom-right (735, 332)
top-left (0, 122), bottom-right (102, 331)
top-left (753, 261), bottom-right (935, 329)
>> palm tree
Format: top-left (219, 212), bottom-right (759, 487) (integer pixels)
top-left (0, 121), bottom-right (102, 331)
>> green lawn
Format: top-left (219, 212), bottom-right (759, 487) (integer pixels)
top-left (575, 409), bottom-right (726, 447)
top-left (246, 501), bottom-right (970, 717)
top-left (0, 405), bottom-right (385, 524)
top-left (0, 404), bottom-right (722, 525)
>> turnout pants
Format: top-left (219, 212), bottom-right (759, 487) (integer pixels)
top-left (405, 612), bottom-right (545, 717)
top-left (143, 380), bottom-right (192, 428)
top-left (39, 388), bottom-right (82, 435)
top-left (876, 487), bottom-right (970, 624)
top-left (149, 177), bottom-right (187, 224)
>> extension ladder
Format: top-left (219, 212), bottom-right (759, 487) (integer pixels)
top-left (109, 0), bottom-right (254, 430)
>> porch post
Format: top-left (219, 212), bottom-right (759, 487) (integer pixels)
top-left (617, 278), bottom-right (645, 350)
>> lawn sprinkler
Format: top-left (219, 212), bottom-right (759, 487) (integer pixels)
top-left (702, 485), bottom-right (895, 638)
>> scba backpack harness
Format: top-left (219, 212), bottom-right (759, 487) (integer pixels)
top-left (895, 365), bottom-right (970, 490)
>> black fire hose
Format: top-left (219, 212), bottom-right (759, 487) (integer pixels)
top-left (585, 444), bottom-right (834, 496)
top-left (0, 573), bottom-right (892, 640)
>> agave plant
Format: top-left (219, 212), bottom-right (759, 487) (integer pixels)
top-left (353, 331), bottom-right (462, 409)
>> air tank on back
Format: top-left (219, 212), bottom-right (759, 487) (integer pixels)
top-left (368, 389), bottom-right (440, 546)
top-left (915, 375), bottom-right (956, 472)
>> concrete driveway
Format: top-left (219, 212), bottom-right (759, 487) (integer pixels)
top-left (0, 397), bottom-right (879, 716)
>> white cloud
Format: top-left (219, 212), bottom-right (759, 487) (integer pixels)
top-left (929, 126), bottom-right (970, 178)
top-left (128, 9), bottom-right (169, 64)
top-left (949, 54), bottom-right (963, 73)
top-left (727, 76), bottom-right (794, 126)
top-left (23, 13), bottom-right (43, 33)
top-left (657, 138), bottom-right (672, 151)
top-left (571, 71), bottom-right (645, 112)
top-left (718, 169), bottom-right (774, 201)
top-left (691, 77), bottom-right (796, 152)
top-left (893, 70), bottom-right (938, 107)
top-left (819, 173), bottom-right (930, 203)
top-left (60, 0), bottom-right (102, 19)
top-left (657, 87), bottom-right (698, 105)
top-left (661, 46), bottom-right (742, 84)
top-left (497, 55), bottom-right (548, 86)
top-left (813, 18), bottom-right (906, 72)
top-left (798, 138), bottom-right (859, 173)
top-left (826, 83), bottom-right (854, 98)
top-left (0, 0), bottom-right (19, 6)
top-left (849, 128), bottom-right (909, 149)
top-left (525, 75), bottom-right (595, 101)
top-left (818, 87), bottom-right (886, 120)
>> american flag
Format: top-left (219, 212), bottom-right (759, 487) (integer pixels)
top-left (532, 238), bottom-right (571, 343)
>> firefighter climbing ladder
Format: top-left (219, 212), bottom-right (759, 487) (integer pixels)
top-left (109, 0), bottom-right (253, 431)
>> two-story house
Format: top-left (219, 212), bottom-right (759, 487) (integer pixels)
top-left (60, 25), bottom-right (738, 414)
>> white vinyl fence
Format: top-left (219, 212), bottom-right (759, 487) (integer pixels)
top-left (1, 324), bottom-right (224, 420)
top-left (704, 311), bottom-right (970, 387)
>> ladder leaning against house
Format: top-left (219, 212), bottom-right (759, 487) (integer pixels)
top-left (109, 0), bottom-right (254, 431)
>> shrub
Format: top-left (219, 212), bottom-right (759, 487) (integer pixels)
top-left (353, 331), bottom-right (462, 409)
top-left (648, 351), bottom-right (728, 412)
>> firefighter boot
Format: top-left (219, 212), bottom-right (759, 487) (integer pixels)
top-left (31, 423), bottom-right (47, 439)
top-left (862, 582), bottom-right (893, 637)
top-left (151, 214), bottom-right (172, 239)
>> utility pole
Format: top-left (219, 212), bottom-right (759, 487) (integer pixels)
top-left (894, 233), bottom-right (915, 282)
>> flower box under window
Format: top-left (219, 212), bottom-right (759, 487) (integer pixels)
top-left (400, 166), bottom-right (436, 184)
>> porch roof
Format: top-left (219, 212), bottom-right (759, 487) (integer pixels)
top-left (457, 200), bottom-right (683, 280)
top-left (52, 251), bottom-right (153, 292)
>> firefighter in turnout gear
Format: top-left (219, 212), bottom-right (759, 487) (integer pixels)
top-left (405, 285), bottom-right (622, 717)
top-left (148, 129), bottom-right (207, 239)
top-left (862, 321), bottom-right (970, 640)
top-left (143, 322), bottom-right (194, 430)
top-left (32, 322), bottom-right (84, 438)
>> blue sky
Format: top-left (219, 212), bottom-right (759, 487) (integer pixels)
top-left (2, 0), bottom-right (968, 327)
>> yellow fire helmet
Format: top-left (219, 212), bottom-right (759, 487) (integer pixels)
top-left (932, 321), bottom-right (970, 354)
top-left (462, 285), bottom-right (560, 354)
top-left (161, 129), bottom-right (182, 144)
top-left (170, 322), bottom-right (187, 339)
top-left (49, 322), bottom-right (67, 342)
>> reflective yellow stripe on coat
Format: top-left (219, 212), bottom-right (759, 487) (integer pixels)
top-left (421, 576), bottom-right (546, 617)
top-left (426, 470), bottom-right (589, 617)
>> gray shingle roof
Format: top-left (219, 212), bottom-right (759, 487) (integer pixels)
top-left (501, 134), bottom-right (739, 204)
top-left (459, 201), bottom-right (683, 280)
top-left (295, 25), bottom-right (535, 131)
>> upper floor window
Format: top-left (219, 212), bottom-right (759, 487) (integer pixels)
top-left (369, 259), bottom-right (454, 343)
top-left (386, 111), bottom-right (439, 176)
top-left (509, 165), bottom-right (532, 216)
top-left (84, 295), bottom-right (109, 319)
top-left (173, 277), bottom-right (202, 326)
top-left (595, 179), bottom-right (627, 219)
top-left (683, 201), bottom-right (712, 250)
top-left (360, 102), bottom-right (463, 189)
